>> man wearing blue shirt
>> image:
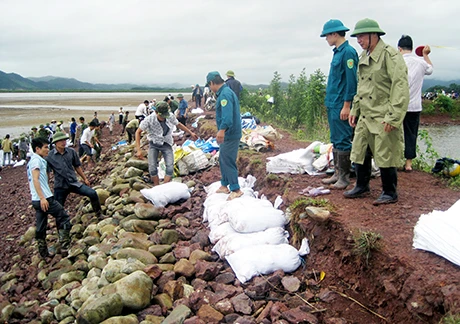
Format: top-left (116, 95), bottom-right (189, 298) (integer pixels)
top-left (320, 19), bottom-right (358, 189)
top-left (177, 93), bottom-right (188, 125)
top-left (206, 71), bottom-right (243, 200)
top-left (27, 137), bottom-right (71, 258)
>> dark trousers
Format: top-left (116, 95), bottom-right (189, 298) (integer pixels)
top-left (219, 139), bottom-right (240, 191)
top-left (32, 197), bottom-right (71, 239)
top-left (195, 96), bottom-right (202, 108)
top-left (403, 111), bottom-right (421, 159)
top-left (55, 184), bottom-right (101, 214)
top-left (178, 116), bottom-right (187, 125)
top-left (127, 127), bottom-right (136, 143)
top-left (70, 133), bottom-right (76, 144)
top-left (119, 115), bottom-right (123, 125)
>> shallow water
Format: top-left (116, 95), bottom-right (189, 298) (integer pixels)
top-left (420, 125), bottom-right (460, 159)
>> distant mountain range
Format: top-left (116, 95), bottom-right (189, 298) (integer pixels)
top-left (0, 69), bottom-right (457, 92)
top-left (0, 70), bottom-right (189, 91)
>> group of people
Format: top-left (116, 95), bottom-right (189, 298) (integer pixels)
top-left (320, 18), bottom-right (433, 206)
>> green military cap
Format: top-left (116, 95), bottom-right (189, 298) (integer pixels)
top-left (52, 132), bottom-right (69, 144)
top-left (350, 18), bottom-right (385, 37)
top-left (156, 101), bottom-right (170, 118)
top-left (206, 71), bottom-right (221, 84)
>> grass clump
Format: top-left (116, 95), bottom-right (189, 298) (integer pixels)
top-left (441, 313), bottom-right (460, 324)
top-left (352, 230), bottom-right (383, 267)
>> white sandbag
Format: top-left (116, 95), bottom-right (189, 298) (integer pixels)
top-left (226, 238), bottom-right (310, 284)
top-left (203, 194), bottom-right (228, 224)
top-left (413, 199), bottom-right (460, 266)
top-left (205, 175), bottom-right (256, 195)
top-left (212, 227), bottom-right (289, 259)
top-left (208, 222), bottom-right (237, 244)
top-left (222, 197), bottom-right (286, 233)
top-left (140, 182), bottom-right (191, 207)
top-left (13, 160), bottom-right (26, 167)
top-left (266, 141), bottom-right (321, 175)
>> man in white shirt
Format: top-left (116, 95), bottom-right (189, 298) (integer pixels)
top-left (79, 121), bottom-right (101, 164)
top-left (398, 35), bottom-right (433, 171)
top-left (135, 100), bottom-right (150, 121)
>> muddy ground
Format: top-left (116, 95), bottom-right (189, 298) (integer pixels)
top-left (0, 112), bottom-right (459, 323)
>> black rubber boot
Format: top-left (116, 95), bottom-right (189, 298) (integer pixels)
top-left (322, 149), bottom-right (338, 185)
top-left (58, 227), bottom-right (71, 255)
top-left (373, 167), bottom-right (398, 205)
top-left (343, 152), bottom-right (371, 198)
top-left (332, 151), bottom-right (351, 190)
top-left (37, 239), bottom-right (49, 258)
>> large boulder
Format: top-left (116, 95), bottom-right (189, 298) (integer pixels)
top-left (126, 159), bottom-right (149, 171)
top-left (96, 189), bottom-right (111, 205)
top-left (102, 271), bottom-right (153, 310)
top-left (121, 219), bottom-right (158, 234)
top-left (124, 167), bottom-right (144, 179)
top-left (100, 314), bottom-right (139, 324)
top-left (162, 304), bottom-right (192, 324)
top-left (113, 248), bottom-right (157, 265)
top-left (134, 203), bottom-right (164, 220)
top-left (76, 293), bottom-right (123, 324)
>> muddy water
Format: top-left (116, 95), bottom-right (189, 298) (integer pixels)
top-left (420, 125), bottom-right (460, 159)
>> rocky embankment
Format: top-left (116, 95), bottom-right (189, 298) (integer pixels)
top-left (0, 142), bottom-right (325, 324)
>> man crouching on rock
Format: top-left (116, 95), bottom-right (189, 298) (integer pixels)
top-left (27, 137), bottom-right (71, 258)
top-left (135, 101), bottom-right (197, 186)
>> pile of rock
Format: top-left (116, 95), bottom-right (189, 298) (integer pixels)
top-left (0, 145), bottom-right (322, 324)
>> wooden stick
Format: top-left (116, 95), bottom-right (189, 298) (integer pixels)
top-left (330, 289), bottom-right (388, 322)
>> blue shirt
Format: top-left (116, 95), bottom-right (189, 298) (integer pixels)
top-left (325, 40), bottom-right (358, 108)
top-left (27, 153), bottom-right (53, 201)
top-left (70, 121), bottom-right (77, 134)
top-left (216, 83), bottom-right (242, 141)
top-left (179, 99), bottom-right (188, 117)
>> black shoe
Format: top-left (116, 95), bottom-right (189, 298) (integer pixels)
top-left (343, 185), bottom-right (370, 198)
top-left (373, 192), bottom-right (398, 206)
top-left (37, 239), bottom-right (49, 258)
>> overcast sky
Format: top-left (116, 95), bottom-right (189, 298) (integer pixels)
top-left (1, 0), bottom-right (459, 86)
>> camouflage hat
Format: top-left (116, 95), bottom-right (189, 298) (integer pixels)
top-left (156, 101), bottom-right (170, 118)
top-left (52, 132), bottom-right (69, 144)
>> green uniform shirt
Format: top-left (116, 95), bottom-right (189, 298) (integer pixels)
top-left (350, 39), bottom-right (409, 167)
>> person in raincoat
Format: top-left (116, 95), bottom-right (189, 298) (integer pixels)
top-left (320, 19), bottom-right (358, 190)
top-left (344, 18), bottom-right (409, 205)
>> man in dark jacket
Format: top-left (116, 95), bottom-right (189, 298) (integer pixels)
top-left (225, 70), bottom-right (243, 99)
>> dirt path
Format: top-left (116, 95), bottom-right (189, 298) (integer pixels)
top-left (0, 112), bottom-right (459, 323)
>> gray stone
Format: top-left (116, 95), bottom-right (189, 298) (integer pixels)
top-left (281, 276), bottom-right (301, 293)
top-left (40, 309), bottom-right (54, 324)
top-left (148, 244), bottom-right (172, 257)
top-left (126, 159), bottom-right (149, 171)
top-left (159, 252), bottom-right (176, 264)
top-left (162, 304), bottom-right (192, 324)
top-left (125, 166), bottom-right (144, 179)
top-left (160, 229), bottom-right (179, 245)
top-left (122, 219), bottom-right (158, 234)
top-left (60, 270), bottom-right (86, 284)
top-left (189, 250), bottom-right (212, 265)
top-left (96, 189), bottom-right (111, 205)
top-left (304, 206), bottom-right (330, 222)
top-left (102, 271), bottom-right (153, 310)
top-left (100, 314), bottom-right (139, 324)
top-left (175, 217), bottom-right (189, 227)
top-left (151, 293), bottom-right (173, 310)
top-left (230, 293), bottom-right (253, 315)
top-left (134, 203), bottom-right (164, 220)
top-left (54, 303), bottom-right (74, 321)
top-left (19, 226), bottom-right (36, 245)
top-left (77, 293), bottom-right (123, 324)
top-left (113, 248), bottom-right (157, 265)
top-left (112, 183), bottom-right (131, 195)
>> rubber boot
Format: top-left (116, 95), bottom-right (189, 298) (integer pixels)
top-left (343, 151), bottom-right (371, 198)
top-left (58, 228), bottom-right (71, 255)
top-left (37, 239), bottom-right (49, 258)
top-left (373, 167), bottom-right (398, 205)
top-left (322, 149), bottom-right (338, 185)
top-left (332, 151), bottom-right (351, 190)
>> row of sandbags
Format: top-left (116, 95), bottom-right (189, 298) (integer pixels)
top-left (202, 175), bottom-right (309, 283)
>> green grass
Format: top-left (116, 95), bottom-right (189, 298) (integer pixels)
top-left (352, 230), bottom-right (383, 267)
top-left (441, 313), bottom-right (460, 324)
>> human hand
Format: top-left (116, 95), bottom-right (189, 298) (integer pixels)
top-left (348, 115), bottom-right (357, 128)
top-left (340, 106), bottom-right (350, 120)
top-left (136, 150), bottom-right (145, 160)
top-left (84, 179), bottom-right (90, 186)
top-left (190, 132), bottom-right (198, 141)
top-left (40, 198), bottom-right (49, 212)
top-left (216, 130), bottom-right (225, 144)
top-left (423, 45), bottom-right (431, 55)
top-left (382, 122), bottom-right (395, 133)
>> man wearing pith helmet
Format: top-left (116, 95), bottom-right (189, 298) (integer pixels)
top-left (344, 18), bottom-right (409, 206)
top-left (320, 19), bottom-right (358, 190)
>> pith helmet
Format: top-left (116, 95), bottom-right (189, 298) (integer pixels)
top-left (320, 19), bottom-right (349, 37)
top-left (52, 132), bottom-right (69, 144)
top-left (350, 18), bottom-right (385, 37)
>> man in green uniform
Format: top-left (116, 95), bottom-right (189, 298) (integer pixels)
top-left (206, 71), bottom-right (243, 201)
top-left (344, 18), bottom-right (409, 205)
top-left (320, 19), bottom-right (358, 189)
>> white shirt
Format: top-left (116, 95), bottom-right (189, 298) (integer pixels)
top-left (403, 53), bottom-right (433, 112)
top-left (135, 103), bottom-right (148, 117)
top-left (80, 127), bottom-right (95, 145)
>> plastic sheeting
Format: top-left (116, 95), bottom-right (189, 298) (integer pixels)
top-left (413, 199), bottom-right (460, 266)
top-left (266, 141), bottom-right (321, 175)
